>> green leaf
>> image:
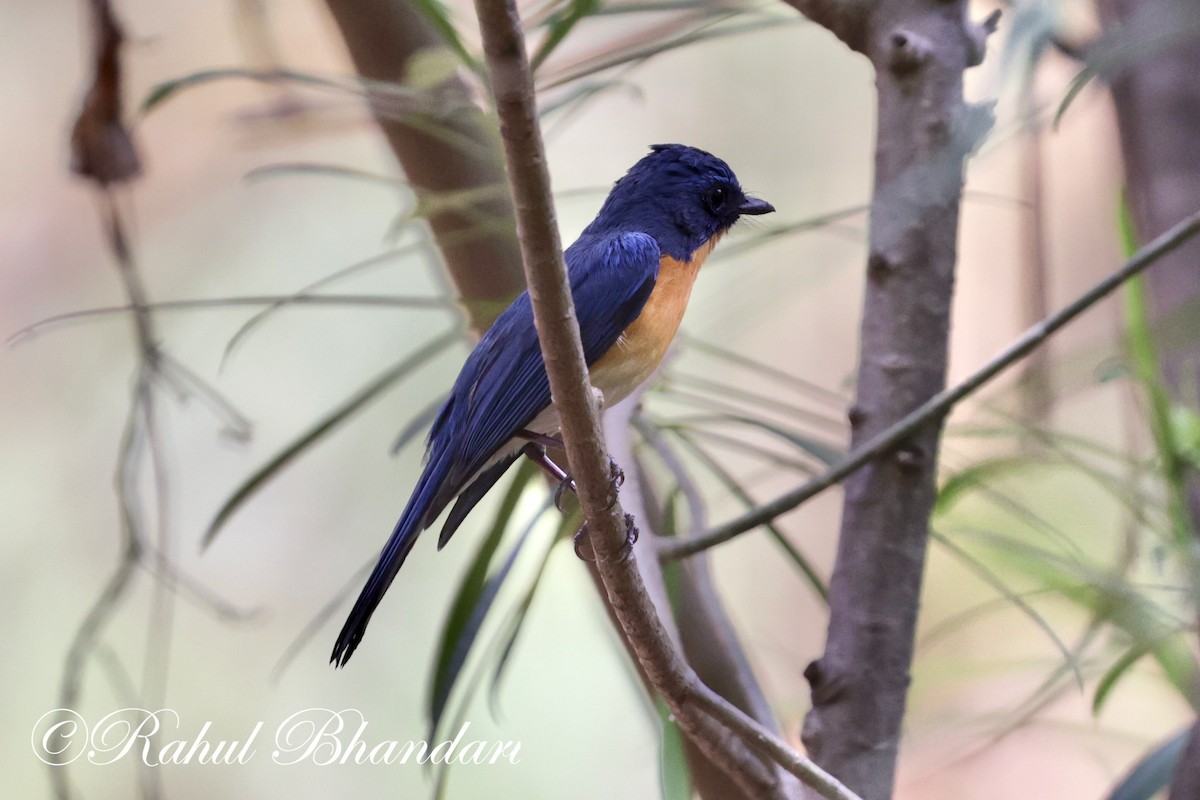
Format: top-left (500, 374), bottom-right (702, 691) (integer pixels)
top-left (404, 47), bottom-right (466, 90)
top-left (432, 504), bottom-right (563, 800)
top-left (1105, 728), bottom-right (1190, 800)
top-left (428, 461), bottom-right (538, 736)
top-left (487, 514), bottom-right (572, 716)
top-left (243, 161), bottom-right (406, 187)
top-left (932, 529), bottom-right (1082, 690)
top-left (656, 698), bottom-right (693, 800)
top-left (937, 455), bottom-right (1041, 514)
top-left (1093, 639), bottom-right (1157, 716)
top-left (1121, 196), bottom-right (1195, 544)
top-left (220, 247), bottom-right (432, 368)
top-left (142, 68), bottom-right (356, 115)
top-left (539, 14), bottom-right (795, 90)
top-left (201, 330), bottom-right (457, 548)
top-left (531, 0), bottom-right (601, 72)
top-left (1169, 405), bottom-right (1200, 468)
top-left (408, 0), bottom-right (481, 73)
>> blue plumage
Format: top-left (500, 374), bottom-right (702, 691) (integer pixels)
top-left (331, 144), bottom-right (772, 667)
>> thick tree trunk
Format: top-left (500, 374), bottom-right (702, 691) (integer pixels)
top-left (786, 2), bottom-right (992, 797)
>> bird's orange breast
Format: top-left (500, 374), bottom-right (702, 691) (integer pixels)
top-left (589, 237), bottom-right (718, 406)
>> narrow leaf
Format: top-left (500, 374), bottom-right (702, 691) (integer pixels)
top-left (202, 330), bottom-right (457, 547)
top-left (487, 514), bottom-right (571, 716)
top-left (428, 461), bottom-right (537, 734)
top-left (409, 0), bottom-right (481, 73)
top-left (390, 393), bottom-right (449, 455)
top-left (937, 455), bottom-right (1042, 513)
top-left (932, 529), bottom-right (1082, 690)
top-left (531, 0), bottom-right (601, 71)
top-left (428, 498), bottom-right (550, 737)
top-left (667, 427), bottom-right (828, 600)
top-left (656, 699), bottom-right (693, 800)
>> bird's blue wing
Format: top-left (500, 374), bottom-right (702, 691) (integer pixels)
top-left (425, 230), bottom-right (661, 522)
top-left (331, 230), bottom-right (658, 667)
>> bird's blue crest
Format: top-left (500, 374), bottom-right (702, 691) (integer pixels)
top-left (581, 143), bottom-right (760, 261)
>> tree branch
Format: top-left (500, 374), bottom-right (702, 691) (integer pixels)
top-left (469, 1), bottom-right (859, 798)
top-left (663, 207), bottom-right (1200, 560)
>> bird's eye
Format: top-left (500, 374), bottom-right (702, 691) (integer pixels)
top-left (705, 186), bottom-right (728, 211)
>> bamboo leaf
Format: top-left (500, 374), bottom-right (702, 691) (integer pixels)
top-left (1122, 198), bottom-right (1195, 543)
top-left (201, 330), bottom-right (457, 548)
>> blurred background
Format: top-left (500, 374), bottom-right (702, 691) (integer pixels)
top-left (3, 0), bottom-right (1195, 798)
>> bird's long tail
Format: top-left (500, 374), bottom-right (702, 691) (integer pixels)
top-left (331, 448), bottom-right (453, 667)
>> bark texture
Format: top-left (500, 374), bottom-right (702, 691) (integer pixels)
top-left (1099, 2), bottom-right (1200, 797)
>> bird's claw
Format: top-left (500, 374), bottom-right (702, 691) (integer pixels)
top-left (573, 514), bottom-right (639, 563)
top-left (573, 526), bottom-right (594, 562)
top-left (554, 477), bottom-right (577, 512)
top-left (609, 458), bottom-right (625, 488)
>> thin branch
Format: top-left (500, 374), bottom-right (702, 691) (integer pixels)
top-left (470, 1), bottom-right (858, 798)
top-left (663, 208), bottom-right (1200, 560)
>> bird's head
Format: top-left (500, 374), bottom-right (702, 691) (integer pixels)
top-left (585, 143), bottom-right (774, 261)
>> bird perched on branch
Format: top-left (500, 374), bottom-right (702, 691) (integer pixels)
top-left (332, 144), bottom-right (773, 667)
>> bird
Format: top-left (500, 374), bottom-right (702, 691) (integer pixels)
top-left (331, 143), bottom-right (773, 667)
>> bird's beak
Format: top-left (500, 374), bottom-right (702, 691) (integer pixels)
top-left (738, 196), bottom-right (775, 216)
